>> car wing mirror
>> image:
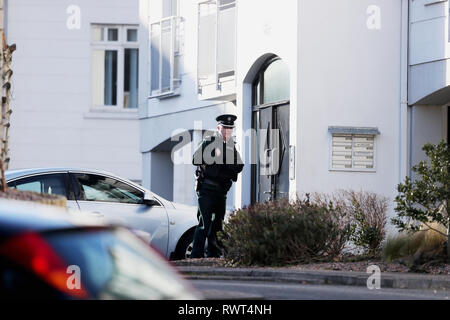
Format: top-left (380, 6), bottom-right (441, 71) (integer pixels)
top-left (143, 192), bottom-right (159, 207)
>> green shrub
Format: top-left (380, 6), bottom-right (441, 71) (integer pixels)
top-left (393, 140), bottom-right (449, 258)
top-left (219, 196), bottom-right (352, 266)
top-left (311, 192), bottom-right (354, 257)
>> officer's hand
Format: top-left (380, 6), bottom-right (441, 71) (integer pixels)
top-left (215, 148), bottom-right (221, 157)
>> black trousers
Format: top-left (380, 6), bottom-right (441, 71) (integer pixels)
top-left (191, 188), bottom-right (227, 258)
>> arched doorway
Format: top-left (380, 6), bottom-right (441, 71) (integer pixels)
top-left (251, 56), bottom-right (290, 203)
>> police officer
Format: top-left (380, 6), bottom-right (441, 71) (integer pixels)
top-left (191, 114), bottom-right (244, 258)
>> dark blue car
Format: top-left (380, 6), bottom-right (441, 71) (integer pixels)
top-left (0, 199), bottom-right (200, 300)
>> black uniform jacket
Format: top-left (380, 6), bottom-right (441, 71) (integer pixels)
top-left (192, 132), bottom-right (244, 193)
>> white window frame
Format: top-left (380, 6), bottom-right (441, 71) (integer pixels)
top-left (328, 127), bottom-right (379, 173)
top-left (149, 16), bottom-right (182, 99)
top-left (124, 27), bottom-right (139, 43)
top-left (90, 24), bottom-right (139, 112)
top-left (197, 0), bottom-right (236, 93)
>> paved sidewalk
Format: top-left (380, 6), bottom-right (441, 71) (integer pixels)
top-left (176, 265), bottom-right (450, 291)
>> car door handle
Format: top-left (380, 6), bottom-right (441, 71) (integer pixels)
top-left (91, 211), bottom-right (104, 217)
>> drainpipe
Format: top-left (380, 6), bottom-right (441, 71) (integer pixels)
top-left (3, 0), bottom-right (6, 40)
top-left (399, 0), bottom-right (409, 186)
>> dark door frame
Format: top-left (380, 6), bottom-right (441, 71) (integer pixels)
top-left (250, 55), bottom-right (290, 204)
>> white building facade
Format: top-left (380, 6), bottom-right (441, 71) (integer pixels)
top-left (6, 0), bottom-right (142, 182)
top-left (139, 0), bottom-right (447, 222)
top-left (409, 0), bottom-right (449, 170)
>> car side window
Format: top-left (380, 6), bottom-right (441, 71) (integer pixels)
top-left (8, 174), bottom-right (69, 198)
top-left (73, 173), bottom-right (144, 204)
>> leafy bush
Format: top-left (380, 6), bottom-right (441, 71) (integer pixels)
top-left (346, 190), bottom-right (388, 255)
top-left (314, 190), bottom-right (388, 255)
top-left (219, 196), bottom-right (352, 266)
top-left (311, 192), bottom-right (354, 257)
top-left (393, 140), bottom-right (449, 257)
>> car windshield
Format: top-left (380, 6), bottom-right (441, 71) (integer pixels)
top-left (43, 228), bottom-right (192, 299)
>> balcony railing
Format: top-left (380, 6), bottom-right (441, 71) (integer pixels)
top-left (150, 16), bottom-right (182, 98)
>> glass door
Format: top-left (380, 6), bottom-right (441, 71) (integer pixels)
top-left (251, 57), bottom-right (290, 204)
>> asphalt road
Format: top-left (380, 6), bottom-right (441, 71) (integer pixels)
top-left (190, 279), bottom-right (450, 300)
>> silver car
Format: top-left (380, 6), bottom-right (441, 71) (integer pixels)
top-left (5, 168), bottom-right (198, 260)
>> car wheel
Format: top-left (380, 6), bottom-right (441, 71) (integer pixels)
top-left (185, 240), bottom-right (193, 259)
top-left (174, 230), bottom-right (194, 260)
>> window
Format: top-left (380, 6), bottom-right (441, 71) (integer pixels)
top-left (91, 25), bottom-right (139, 109)
top-left (73, 173), bottom-right (144, 204)
top-left (252, 58), bottom-right (290, 106)
top-left (163, 0), bottom-right (179, 18)
top-left (328, 127), bottom-right (380, 171)
top-left (197, 0), bottom-right (236, 93)
top-left (150, 0), bottom-right (182, 98)
top-left (8, 174), bottom-right (69, 198)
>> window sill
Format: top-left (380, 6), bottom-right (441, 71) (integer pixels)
top-left (148, 90), bottom-right (180, 100)
top-left (329, 168), bottom-right (377, 173)
top-left (424, 0), bottom-right (447, 7)
top-left (84, 108), bottom-right (139, 120)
